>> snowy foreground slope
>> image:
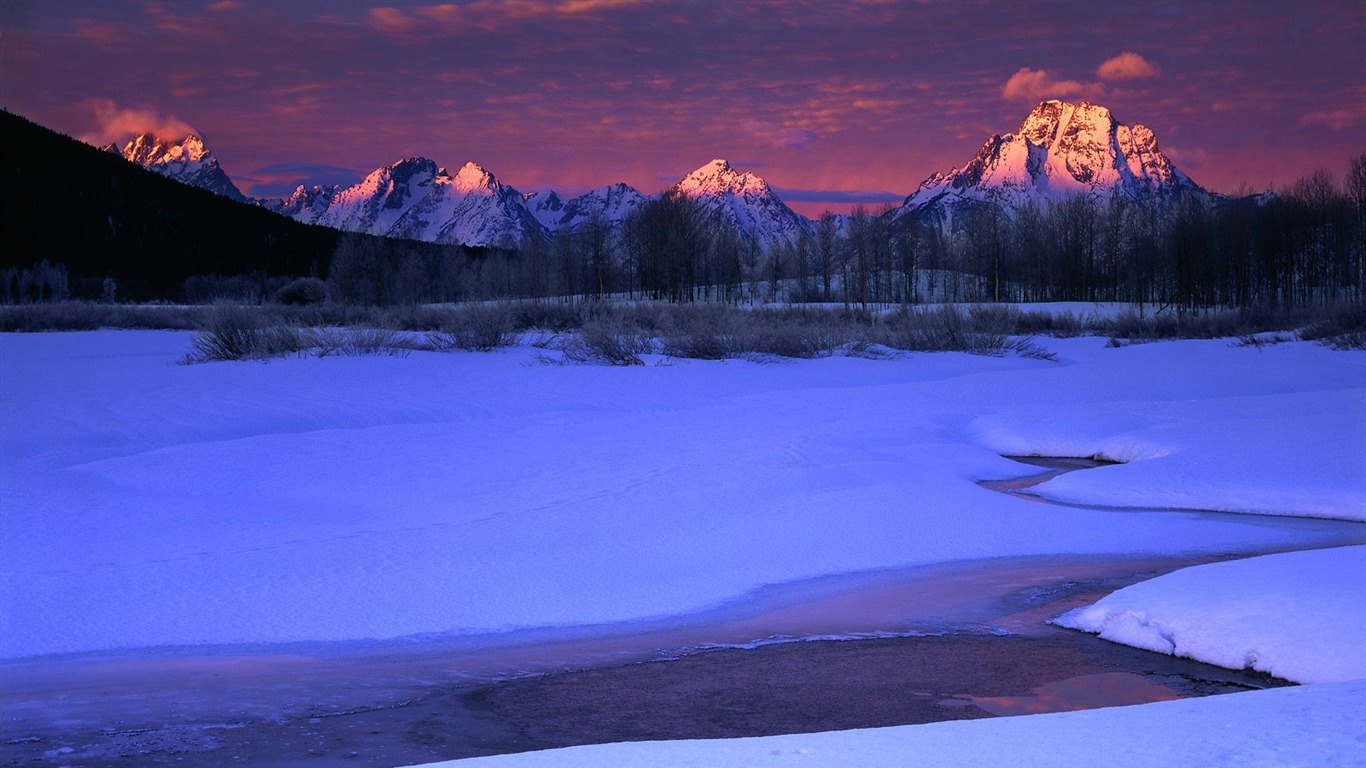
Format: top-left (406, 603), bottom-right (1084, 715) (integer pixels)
top-left (412, 680), bottom-right (1366, 768)
top-left (0, 333), bottom-right (1362, 660)
top-left (1055, 545), bottom-right (1366, 684)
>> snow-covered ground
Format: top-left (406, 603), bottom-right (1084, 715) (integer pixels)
top-left (1054, 545), bottom-right (1366, 684)
top-left (2, 329), bottom-right (1363, 766)
top-left (1, 332), bottom-right (1361, 660)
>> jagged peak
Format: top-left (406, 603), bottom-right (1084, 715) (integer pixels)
top-left (1016, 100), bottom-right (1117, 146)
top-left (385, 156), bottom-right (439, 173)
top-left (119, 131), bottom-right (212, 164)
top-left (452, 161), bottom-right (497, 191)
top-left (675, 158), bottom-right (769, 198)
top-left (286, 183), bottom-right (338, 200)
top-left (106, 129), bottom-right (244, 200)
top-left (525, 189), bottom-right (562, 204)
top-left (584, 182), bottom-right (644, 199)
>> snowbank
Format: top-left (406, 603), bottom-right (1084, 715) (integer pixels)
top-left (1053, 545), bottom-right (1366, 684)
top-left (407, 679), bottom-right (1366, 767)
top-left (970, 338), bottom-right (1366, 520)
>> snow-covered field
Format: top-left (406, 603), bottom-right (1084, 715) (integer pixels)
top-left (2, 329), bottom-right (1363, 764)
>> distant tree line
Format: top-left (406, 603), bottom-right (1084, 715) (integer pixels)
top-left (446, 155), bottom-right (1364, 313)
top-left (919, 156), bottom-right (1365, 311)
top-left (1, 261), bottom-right (70, 304)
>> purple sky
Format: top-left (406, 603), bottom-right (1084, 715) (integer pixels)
top-left (3, 0), bottom-right (1362, 215)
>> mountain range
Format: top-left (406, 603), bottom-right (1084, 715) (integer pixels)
top-left (109, 99), bottom-right (1205, 249)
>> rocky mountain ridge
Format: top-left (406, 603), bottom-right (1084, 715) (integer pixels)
top-left (106, 100), bottom-right (1206, 247)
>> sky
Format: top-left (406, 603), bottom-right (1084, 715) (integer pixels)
top-left (2, 0), bottom-right (1363, 216)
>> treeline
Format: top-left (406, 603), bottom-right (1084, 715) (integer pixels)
top-left (464, 156), bottom-right (1364, 311)
top-left (927, 159), bottom-right (1365, 310)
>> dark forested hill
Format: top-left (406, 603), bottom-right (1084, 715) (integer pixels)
top-left (0, 111), bottom-right (466, 301)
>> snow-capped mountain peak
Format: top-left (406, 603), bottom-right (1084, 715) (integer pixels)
top-left (523, 190), bottom-right (566, 229)
top-left (260, 183), bottom-right (341, 223)
top-left (669, 160), bottom-right (808, 249)
top-left (452, 161), bottom-right (498, 193)
top-left (107, 131), bottom-right (245, 201)
top-left (118, 133), bottom-right (211, 165)
top-left (675, 158), bottom-right (771, 199)
top-left (301, 156), bottom-right (545, 247)
top-left (899, 99), bottom-right (1199, 221)
top-left (525, 184), bottom-right (647, 232)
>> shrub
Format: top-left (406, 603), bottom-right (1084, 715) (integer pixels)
top-left (1322, 332), bottom-right (1366, 350)
top-left (560, 315), bottom-right (653, 365)
top-left (1102, 310), bottom-right (1182, 340)
top-left (749, 322), bottom-right (843, 359)
top-left (660, 305), bottom-right (746, 359)
top-left (306, 327), bottom-right (416, 357)
top-left (273, 277), bottom-right (328, 306)
top-left (370, 304), bottom-right (451, 331)
top-left (1003, 336), bottom-right (1059, 361)
top-left (1232, 332), bottom-right (1297, 349)
top-left (512, 301), bottom-right (583, 332)
top-left (1013, 309), bottom-right (1088, 337)
top-left (876, 305), bottom-right (1055, 359)
top-left (880, 306), bottom-right (1002, 354)
top-left (965, 304), bottom-right (1025, 335)
top-left (427, 305), bottom-right (517, 351)
top-left (0, 302), bottom-right (206, 332)
top-left (184, 306), bottom-right (311, 362)
top-left (183, 308), bottom-right (420, 363)
top-left (1298, 301), bottom-right (1366, 350)
top-left (0, 302), bottom-right (103, 331)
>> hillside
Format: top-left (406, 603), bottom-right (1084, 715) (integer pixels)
top-left (0, 111), bottom-right (461, 301)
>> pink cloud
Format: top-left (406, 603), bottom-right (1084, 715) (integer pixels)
top-left (1097, 51), bottom-right (1162, 81)
top-left (72, 19), bottom-right (131, 46)
top-left (741, 119), bottom-right (817, 150)
top-left (370, 0), bottom-right (646, 35)
top-left (77, 99), bottom-right (199, 146)
top-left (207, 0), bottom-right (245, 11)
top-left (368, 6), bottom-right (422, 34)
top-left (1001, 68), bottom-right (1099, 101)
top-left (1298, 106), bottom-right (1364, 131)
